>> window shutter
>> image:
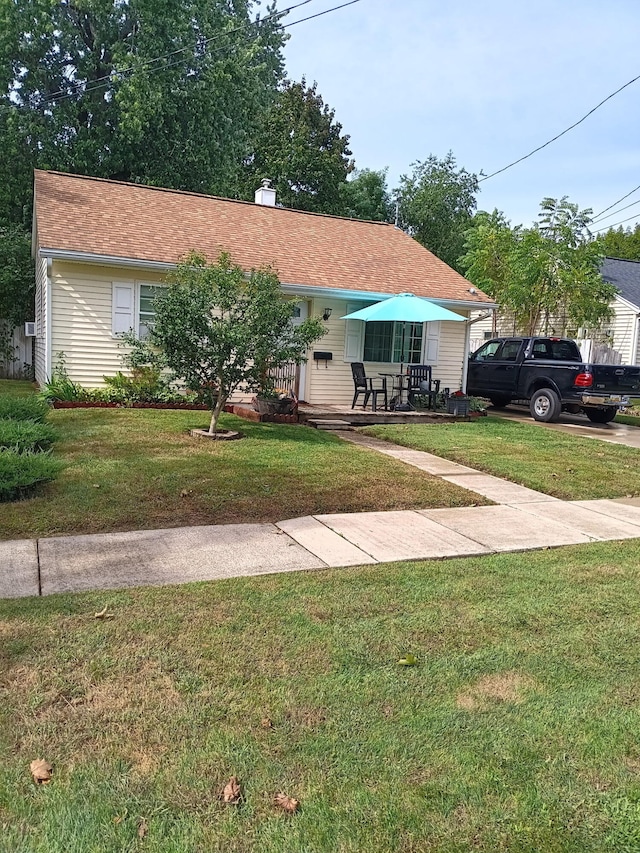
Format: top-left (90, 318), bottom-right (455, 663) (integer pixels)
top-left (112, 282), bottom-right (135, 335)
top-left (344, 302), bottom-right (364, 361)
top-left (425, 321), bottom-right (440, 364)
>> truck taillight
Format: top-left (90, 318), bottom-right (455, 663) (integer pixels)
top-left (575, 372), bottom-right (593, 387)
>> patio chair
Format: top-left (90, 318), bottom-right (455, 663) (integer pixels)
top-left (350, 363), bottom-right (388, 411)
top-left (407, 364), bottom-right (441, 409)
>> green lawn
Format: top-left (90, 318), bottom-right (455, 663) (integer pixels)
top-left (363, 417), bottom-right (640, 501)
top-left (0, 407), bottom-right (487, 540)
top-left (3, 542), bottom-right (640, 851)
top-left (0, 378), bottom-right (38, 396)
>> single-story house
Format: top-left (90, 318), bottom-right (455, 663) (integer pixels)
top-left (468, 256), bottom-right (640, 366)
top-left (32, 170), bottom-right (495, 406)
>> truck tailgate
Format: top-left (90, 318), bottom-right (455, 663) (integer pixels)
top-left (591, 365), bottom-right (640, 396)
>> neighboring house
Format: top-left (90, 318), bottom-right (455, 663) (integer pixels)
top-left (469, 257), bottom-right (640, 366)
top-left (32, 170), bottom-right (495, 406)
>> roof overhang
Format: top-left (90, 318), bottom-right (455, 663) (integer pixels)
top-left (614, 292), bottom-right (640, 314)
top-left (38, 248), bottom-right (498, 311)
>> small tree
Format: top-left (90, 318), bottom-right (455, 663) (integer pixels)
top-left (123, 252), bottom-right (326, 434)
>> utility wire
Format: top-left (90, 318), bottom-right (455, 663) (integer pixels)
top-left (592, 212), bottom-right (640, 235)
top-left (3, 0), bottom-right (363, 110)
top-left (39, 0), bottom-right (316, 105)
top-left (591, 197), bottom-right (640, 225)
top-left (479, 72), bottom-right (640, 182)
top-left (592, 182), bottom-right (640, 220)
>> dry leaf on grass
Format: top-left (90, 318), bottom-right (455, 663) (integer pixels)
top-left (274, 793), bottom-right (299, 814)
top-left (137, 817), bottom-right (148, 838)
top-left (94, 605), bottom-right (114, 619)
top-left (261, 717), bottom-right (273, 729)
top-left (221, 776), bottom-right (242, 805)
top-left (30, 759), bottom-right (53, 784)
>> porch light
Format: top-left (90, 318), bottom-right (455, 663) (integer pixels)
top-left (322, 307), bottom-right (332, 321)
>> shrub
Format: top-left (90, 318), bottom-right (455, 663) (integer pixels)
top-left (39, 357), bottom-right (84, 403)
top-left (0, 448), bottom-right (63, 501)
top-left (102, 368), bottom-right (190, 404)
top-left (0, 419), bottom-right (56, 452)
top-left (0, 394), bottom-right (50, 422)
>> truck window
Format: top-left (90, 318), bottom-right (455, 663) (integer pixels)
top-left (531, 339), bottom-right (581, 361)
top-left (496, 340), bottom-right (522, 361)
top-left (471, 341), bottom-right (502, 361)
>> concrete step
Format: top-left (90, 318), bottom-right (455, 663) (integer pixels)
top-left (307, 419), bottom-right (355, 430)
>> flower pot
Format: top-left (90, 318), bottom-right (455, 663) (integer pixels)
top-left (252, 396), bottom-right (297, 416)
top-left (446, 397), bottom-right (469, 416)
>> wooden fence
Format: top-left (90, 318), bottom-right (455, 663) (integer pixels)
top-left (0, 324), bottom-right (34, 379)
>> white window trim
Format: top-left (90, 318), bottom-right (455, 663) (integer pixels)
top-left (112, 280), bottom-right (165, 338)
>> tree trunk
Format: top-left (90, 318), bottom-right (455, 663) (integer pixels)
top-left (208, 393), bottom-right (228, 435)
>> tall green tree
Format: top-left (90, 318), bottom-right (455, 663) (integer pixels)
top-left (123, 252), bottom-right (325, 434)
top-left (600, 224), bottom-right (640, 260)
top-left (338, 168), bottom-right (393, 222)
top-left (395, 152), bottom-right (479, 271)
top-left (245, 78), bottom-right (353, 214)
top-left (0, 0), bottom-right (287, 225)
top-left (462, 198), bottom-right (615, 336)
top-left (0, 225), bottom-right (34, 366)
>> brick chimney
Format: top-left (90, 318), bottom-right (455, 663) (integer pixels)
top-left (254, 178), bottom-right (276, 206)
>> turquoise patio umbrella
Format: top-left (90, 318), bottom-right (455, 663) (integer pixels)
top-left (340, 292), bottom-right (466, 324)
top-left (341, 292), bottom-right (465, 373)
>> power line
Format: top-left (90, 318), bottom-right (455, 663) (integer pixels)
top-left (592, 182), bottom-right (640, 220)
top-left (479, 72), bottom-right (640, 183)
top-left (591, 197), bottom-right (640, 225)
top-left (3, 0), bottom-right (364, 110)
top-left (592, 212), bottom-right (640, 235)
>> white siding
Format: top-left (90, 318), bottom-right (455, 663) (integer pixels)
top-left (50, 261), bottom-right (166, 387)
top-left (34, 255), bottom-right (48, 384)
top-left (306, 297), bottom-right (469, 406)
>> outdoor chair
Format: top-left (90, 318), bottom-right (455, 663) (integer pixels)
top-left (350, 363), bottom-right (388, 411)
top-left (407, 364), bottom-right (441, 409)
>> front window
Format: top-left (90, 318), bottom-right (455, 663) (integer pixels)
top-left (363, 322), bottom-right (423, 363)
top-left (139, 285), bottom-right (162, 338)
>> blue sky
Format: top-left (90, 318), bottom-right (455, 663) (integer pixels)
top-left (278, 0), bottom-right (640, 231)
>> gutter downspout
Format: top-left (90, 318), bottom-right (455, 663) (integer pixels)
top-left (461, 311), bottom-right (495, 393)
top-left (45, 258), bottom-right (52, 380)
top-left (632, 310), bottom-right (640, 365)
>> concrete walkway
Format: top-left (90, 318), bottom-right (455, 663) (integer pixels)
top-left (2, 433), bottom-right (640, 599)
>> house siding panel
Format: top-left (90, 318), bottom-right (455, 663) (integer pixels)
top-left (50, 261), bottom-right (166, 387)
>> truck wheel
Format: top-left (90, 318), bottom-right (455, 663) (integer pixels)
top-left (530, 388), bottom-right (561, 422)
top-left (586, 407), bottom-right (617, 424)
top-left (489, 395), bottom-right (511, 408)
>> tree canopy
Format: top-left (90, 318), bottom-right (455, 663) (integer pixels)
top-left (338, 168), bottom-right (393, 222)
top-left (395, 152), bottom-right (479, 271)
top-left (244, 78), bottom-right (353, 214)
top-left (0, 0), bottom-right (287, 226)
top-left (600, 224), bottom-right (640, 261)
top-left (123, 252), bottom-right (325, 433)
top-left (462, 198), bottom-right (616, 336)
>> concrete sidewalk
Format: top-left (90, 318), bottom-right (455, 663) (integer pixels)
top-left (2, 435), bottom-right (640, 599)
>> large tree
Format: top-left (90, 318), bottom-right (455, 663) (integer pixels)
top-left (0, 0), bottom-right (287, 225)
top-left (462, 198), bottom-right (616, 336)
top-left (338, 168), bottom-right (393, 222)
top-left (244, 78), bottom-right (353, 214)
top-left (600, 224), bottom-right (640, 260)
top-left (395, 152), bottom-right (479, 271)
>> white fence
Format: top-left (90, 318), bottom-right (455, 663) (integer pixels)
top-left (0, 323), bottom-right (34, 379)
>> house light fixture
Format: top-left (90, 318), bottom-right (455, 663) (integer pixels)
top-left (322, 307), bottom-right (333, 321)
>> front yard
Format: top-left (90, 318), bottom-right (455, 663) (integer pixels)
top-left (3, 542), bottom-right (640, 852)
top-left (0, 406), bottom-right (487, 540)
top-left (364, 417), bottom-right (640, 501)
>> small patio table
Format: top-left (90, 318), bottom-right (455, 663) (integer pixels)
top-left (379, 373), bottom-right (414, 411)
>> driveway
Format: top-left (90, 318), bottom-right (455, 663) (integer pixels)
top-left (491, 406), bottom-right (640, 450)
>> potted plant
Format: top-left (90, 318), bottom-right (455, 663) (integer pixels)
top-left (252, 386), bottom-right (298, 416)
top-left (446, 389), bottom-right (470, 416)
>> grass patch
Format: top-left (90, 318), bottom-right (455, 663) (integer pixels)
top-left (0, 448), bottom-right (63, 501)
top-left (0, 379), bottom-right (38, 397)
top-left (0, 393), bottom-right (50, 422)
top-left (363, 417), bottom-right (640, 501)
top-left (0, 408), bottom-right (487, 540)
top-left (3, 542), bottom-right (640, 851)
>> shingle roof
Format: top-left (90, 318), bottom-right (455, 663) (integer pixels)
top-left (34, 170), bottom-right (492, 305)
top-left (601, 257), bottom-right (640, 310)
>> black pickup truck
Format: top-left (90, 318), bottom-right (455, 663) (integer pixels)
top-left (467, 336), bottom-right (640, 423)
